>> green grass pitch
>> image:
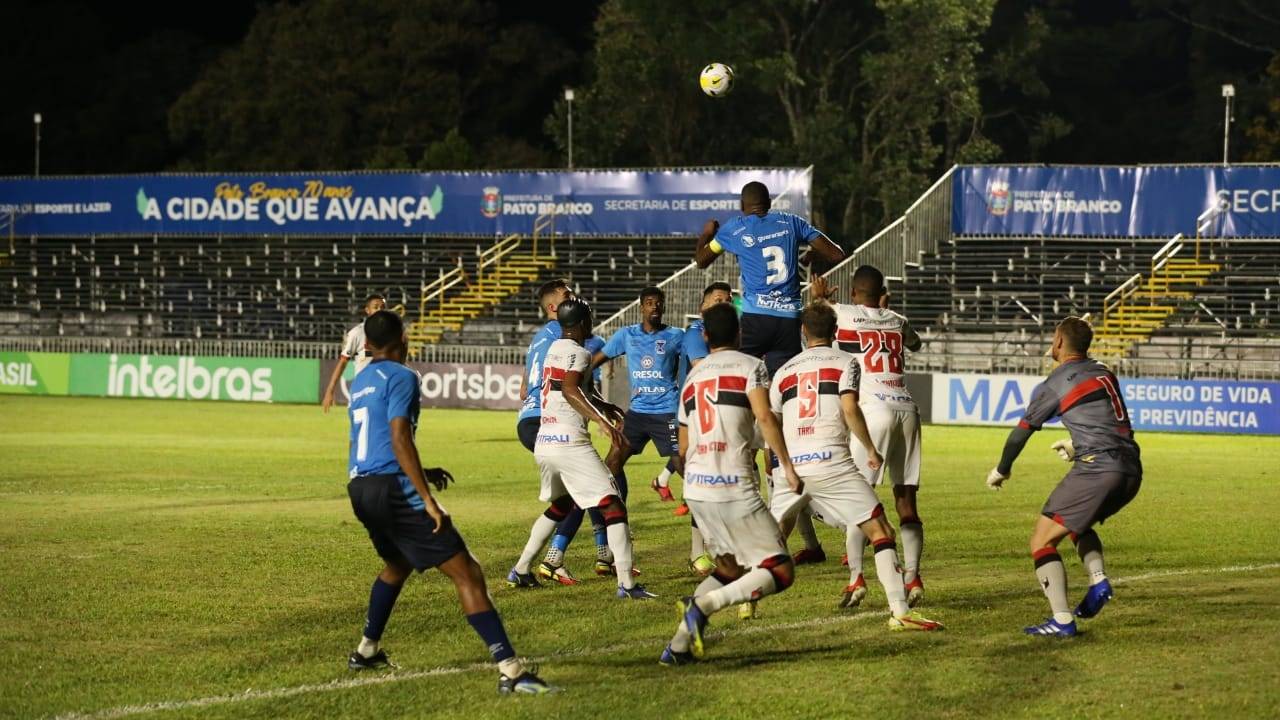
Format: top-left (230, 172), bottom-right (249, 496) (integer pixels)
top-left (2, 396), bottom-right (1278, 719)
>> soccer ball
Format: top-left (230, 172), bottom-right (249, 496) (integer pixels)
top-left (699, 63), bottom-right (734, 98)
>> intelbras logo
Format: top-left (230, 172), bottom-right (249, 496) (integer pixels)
top-left (985, 182), bottom-right (1121, 216)
top-left (107, 355), bottom-right (273, 401)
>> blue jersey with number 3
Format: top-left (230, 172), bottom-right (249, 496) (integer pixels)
top-left (712, 211), bottom-right (824, 318)
top-left (348, 360), bottom-right (421, 495)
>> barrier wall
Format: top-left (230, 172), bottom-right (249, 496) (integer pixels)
top-left (5, 352), bottom-right (1277, 434)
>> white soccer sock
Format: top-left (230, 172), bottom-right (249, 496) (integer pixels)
top-left (690, 525), bottom-right (705, 561)
top-left (357, 636), bottom-right (379, 658)
top-left (845, 525), bottom-right (867, 584)
top-left (873, 542), bottom-right (909, 617)
top-left (900, 520), bottom-right (924, 583)
top-left (657, 467), bottom-right (674, 488)
top-left (606, 523), bottom-right (635, 589)
top-left (693, 573), bottom-right (724, 597)
top-left (1034, 549), bottom-right (1075, 625)
top-left (795, 512), bottom-right (821, 552)
top-left (515, 515), bottom-right (558, 574)
top-left (695, 567), bottom-right (777, 615)
top-left (1075, 531), bottom-right (1107, 586)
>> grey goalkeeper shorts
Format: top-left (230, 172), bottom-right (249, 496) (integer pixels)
top-left (1041, 451), bottom-right (1142, 535)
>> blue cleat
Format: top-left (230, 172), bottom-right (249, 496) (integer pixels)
top-left (1074, 579), bottom-right (1114, 619)
top-left (679, 596), bottom-right (710, 658)
top-left (658, 644), bottom-right (697, 667)
top-left (617, 584), bottom-right (658, 600)
top-left (1023, 617), bottom-right (1078, 638)
top-left (506, 568), bottom-right (541, 589)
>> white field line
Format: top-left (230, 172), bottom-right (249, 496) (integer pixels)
top-left (46, 562), bottom-right (1280, 720)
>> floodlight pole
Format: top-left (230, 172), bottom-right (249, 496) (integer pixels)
top-left (34, 112), bottom-right (42, 178)
top-left (564, 88), bottom-right (575, 170)
top-left (1221, 84), bottom-right (1234, 166)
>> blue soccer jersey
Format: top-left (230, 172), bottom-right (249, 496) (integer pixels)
top-left (603, 324), bottom-right (686, 415)
top-left (348, 359), bottom-right (423, 508)
top-left (710, 211), bottom-right (825, 318)
top-left (678, 318), bottom-right (710, 387)
top-left (520, 320), bottom-right (603, 421)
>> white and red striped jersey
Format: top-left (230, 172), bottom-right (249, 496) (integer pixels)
top-left (833, 303), bottom-right (919, 410)
top-left (535, 338), bottom-right (594, 449)
top-left (769, 346), bottom-right (861, 478)
top-left (679, 350), bottom-right (770, 503)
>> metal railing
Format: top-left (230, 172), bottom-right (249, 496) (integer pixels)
top-left (1100, 273), bottom-right (1143, 326)
top-left (416, 266), bottom-right (466, 324)
top-left (475, 233), bottom-right (521, 288)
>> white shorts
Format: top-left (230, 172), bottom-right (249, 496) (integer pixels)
top-left (769, 468), bottom-right (883, 530)
top-left (687, 495), bottom-right (787, 569)
top-left (851, 406), bottom-right (921, 487)
top-left (534, 444), bottom-right (620, 508)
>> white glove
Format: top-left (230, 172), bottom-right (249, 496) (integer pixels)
top-left (1050, 439), bottom-right (1075, 462)
top-left (986, 467), bottom-right (1009, 491)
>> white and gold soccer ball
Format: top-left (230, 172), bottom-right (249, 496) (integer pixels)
top-left (699, 63), bottom-right (734, 98)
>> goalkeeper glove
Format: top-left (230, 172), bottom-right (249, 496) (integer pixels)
top-left (1050, 439), bottom-right (1075, 462)
top-left (986, 467), bottom-right (1009, 491)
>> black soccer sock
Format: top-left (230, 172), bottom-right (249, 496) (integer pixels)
top-left (615, 469), bottom-right (629, 502)
top-left (362, 577), bottom-right (403, 645)
top-left (466, 609), bottom-right (518, 671)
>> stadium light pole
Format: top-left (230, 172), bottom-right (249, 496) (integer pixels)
top-left (34, 112), bottom-right (42, 178)
top-left (1221, 84), bottom-right (1234, 166)
top-left (564, 88), bottom-right (575, 170)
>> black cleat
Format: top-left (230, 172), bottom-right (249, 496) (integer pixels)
top-left (348, 649), bottom-right (396, 671)
top-left (498, 668), bottom-right (560, 694)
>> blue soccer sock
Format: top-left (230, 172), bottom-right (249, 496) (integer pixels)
top-left (545, 506), bottom-right (586, 566)
top-left (588, 506), bottom-right (609, 551)
top-left (466, 609), bottom-right (520, 675)
top-left (359, 577), bottom-right (403, 656)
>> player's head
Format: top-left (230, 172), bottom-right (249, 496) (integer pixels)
top-left (537, 279), bottom-right (574, 319)
top-left (702, 302), bottom-right (740, 351)
top-left (740, 181), bottom-right (771, 216)
top-left (801, 302), bottom-right (837, 347)
top-left (1052, 316), bottom-right (1093, 362)
top-left (851, 265), bottom-right (886, 305)
top-left (363, 294), bottom-right (386, 316)
top-left (700, 282), bottom-right (733, 311)
top-left (639, 286), bottom-right (665, 325)
top-left (363, 309), bottom-right (406, 361)
top-left (557, 297), bottom-right (593, 339)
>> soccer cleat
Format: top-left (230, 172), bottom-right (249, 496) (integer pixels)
top-left (498, 667), bottom-right (559, 694)
top-left (658, 644), bottom-right (697, 667)
top-left (1023, 617), bottom-right (1078, 638)
top-left (1074, 579), bottom-right (1114, 619)
top-left (888, 611), bottom-right (945, 632)
top-left (617, 584), bottom-right (658, 600)
top-left (737, 599), bottom-right (759, 620)
top-left (679, 597), bottom-right (710, 659)
top-left (535, 561), bottom-right (580, 586)
top-left (905, 576), bottom-right (924, 607)
top-left (673, 502), bottom-right (691, 517)
top-left (792, 547), bottom-right (827, 565)
top-left (839, 575), bottom-right (867, 609)
top-left (651, 477), bottom-right (675, 502)
top-left (689, 553), bottom-right (715, 577)
top-left (505, 568), bottom-right (541, 589)
top-left (348, 649), bottom-right (396, 671)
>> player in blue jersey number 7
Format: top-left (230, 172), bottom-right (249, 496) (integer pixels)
top-left (345, 310), bottom-right (556, 694)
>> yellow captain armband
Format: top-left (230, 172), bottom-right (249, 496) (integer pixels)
top-left (707, 238), bottom-right (724, 254)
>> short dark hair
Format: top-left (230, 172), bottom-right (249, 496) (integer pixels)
top-left (702, 303), bottom-right (739, 349)
top-left (703, 282), bottom-right (732, 299)
top-left (557, 297), bottom-right (593, 330)
top-left (363, 293), bottom-right (385, 307)
top-left (801, 303), bottom-right (837, 342)
top-left (1056, 316), bottom-right (1093, 353)
top-left (364, 310), bottom-right (404, 350)
top-left (741, 181), bottom-right (770, 207)
top-left (639, 286), bottom-right (664, 303)
top-left (852, 265), bottom-right (885, 297)
top-left (537, 278), bottom-right (571, 308)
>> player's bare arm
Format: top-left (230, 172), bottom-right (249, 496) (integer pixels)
top-left (840, 392), bottom-right (883, 470)
top-left (389, 416), bottom-right (448, 532)
top-left (748, 387), bottom-right (803, 494)
top-left (902, 321), bottom-right (923, 352)
top-left (589, 349), bottom-right (610, 371)
top-left (807, 235), bottom-right (845, 266)
top-left (808, 275), bottom-right (835, 302)
top-left (694, 219), bottom-right (721, 269)
top-left (562, 367), bottom-right (629, 453)
top-left (322, 355), bottom-right (350, 413)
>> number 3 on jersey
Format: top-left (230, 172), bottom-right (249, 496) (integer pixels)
top-left (762, 246), bottom-right (788, 284)
top-left (858, 330), bottom-right (903, 374)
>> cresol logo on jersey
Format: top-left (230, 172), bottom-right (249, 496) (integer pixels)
top-left (70, 354), bottom-right (319, 403)
top-left (932, 373), bottom-right (1280, 435)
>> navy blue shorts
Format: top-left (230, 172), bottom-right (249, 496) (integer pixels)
top-left (517, 416), bottom-right (540, 453)
top-left (348, 474), bottom-right (467, 572)
top-left (739, 312), bottom-right (802, 377)
top-left (623, 410), bottom-right (678, 457)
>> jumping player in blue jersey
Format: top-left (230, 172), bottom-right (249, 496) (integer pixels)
top-left (591, 287), bottom-right (686, 511)
top-left (345, 310), bottom-right (554, 694)
top-left (695, 181), bottom-right (846, 376)
top-left (517, 279), bottom-right (612, 585)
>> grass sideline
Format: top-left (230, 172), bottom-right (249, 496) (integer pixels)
top-left (1, 396), bottom-right (1278, 720)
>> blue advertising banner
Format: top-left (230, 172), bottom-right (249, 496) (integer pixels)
top-left (953, 165), bottom-right (1280, 237)
top-left (932, 373), bottom-right (1279, 435)
top-left (0, 168), bottom-right (810, 238)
